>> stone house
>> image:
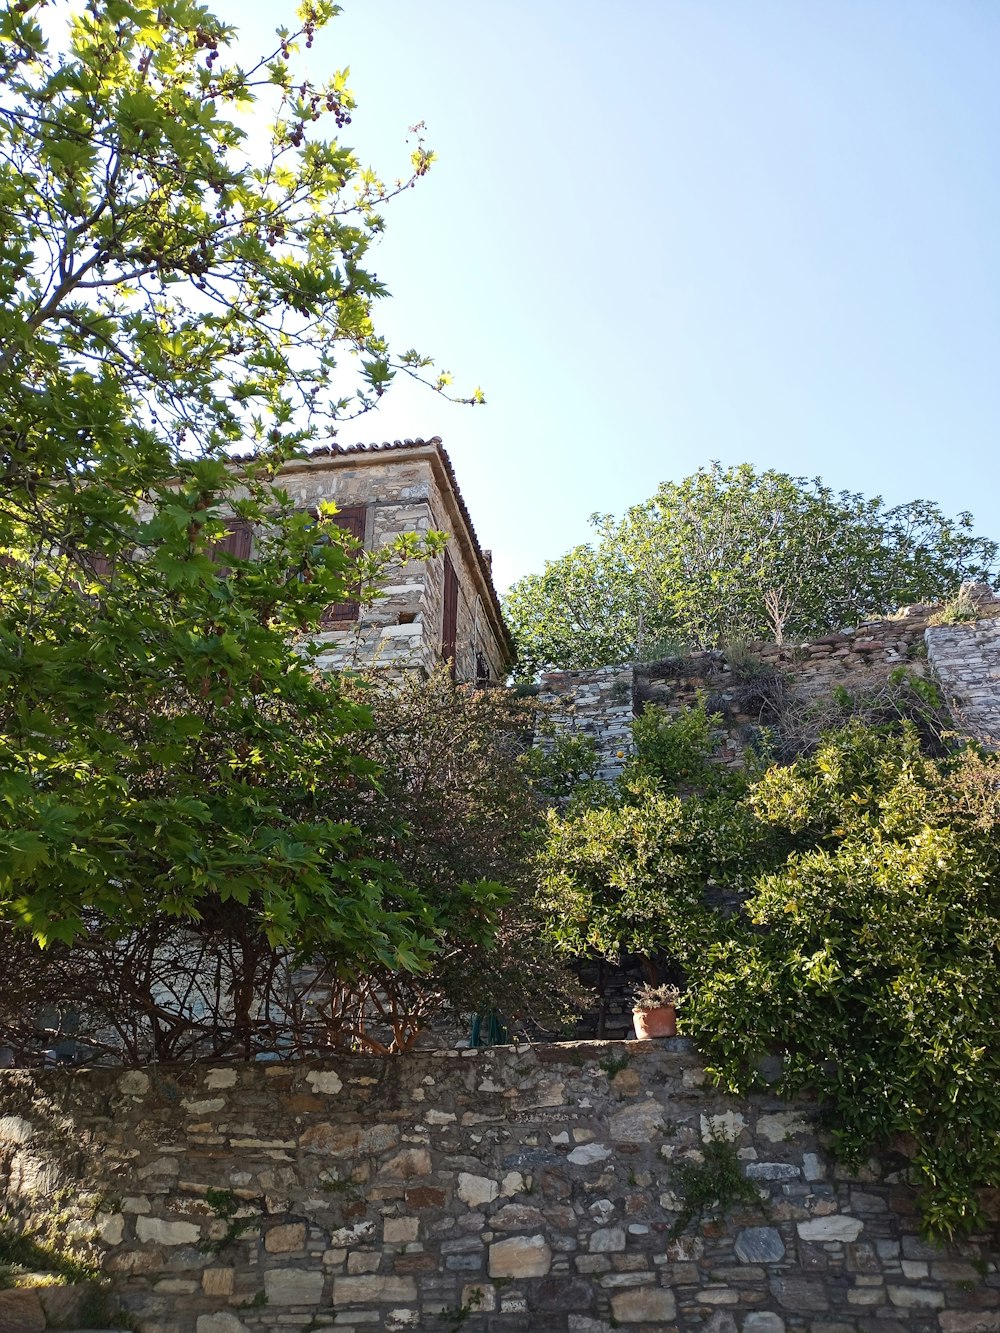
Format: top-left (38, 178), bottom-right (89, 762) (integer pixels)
top-left (221, 436), bottom-right (513, 685)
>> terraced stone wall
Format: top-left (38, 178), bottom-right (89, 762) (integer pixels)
top-left (1, 1043), bottom-right (997, 1333)
top-left (539, 590), bottom-right (1000, 778)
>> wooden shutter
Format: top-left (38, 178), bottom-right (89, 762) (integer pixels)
top-left (211, 518), bottom-right (253, 571)
top-left (65, 547), bottom-right (129, 584)
top-left (321, 506), bottom-right (367, 625)
top-left (86, 553), bottom-right (115, 579)
top-left (442, 552), bottom-right (459, 675)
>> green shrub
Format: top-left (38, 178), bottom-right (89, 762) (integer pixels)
top-left (540, 702), bottom-right (1000, 1239)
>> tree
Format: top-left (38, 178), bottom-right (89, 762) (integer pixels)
top-left (505, 464), bottom-right (998, 673)
top-left (0, 1), bottom-right (481, 983)
top-left (539, 702), bottom-right (1000, 1239)
top-left (0, 669), bottom-right (578, 1062)
top-left (683, 725), bottom-right (1000, 1240)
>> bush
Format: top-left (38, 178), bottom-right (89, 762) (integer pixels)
top-left (0, 671), bottom-right (581, 1062)
top-left (539, 703), bottom-right (1000, 1239)
top-left (681, 724), bottom-right (1000, 1239)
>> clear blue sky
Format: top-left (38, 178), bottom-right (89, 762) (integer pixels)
top-left (217, 0), bottom-right (1000, 592)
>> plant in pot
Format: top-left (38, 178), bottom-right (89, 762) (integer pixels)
top-left (632, 982), bottom-right (681, 1039)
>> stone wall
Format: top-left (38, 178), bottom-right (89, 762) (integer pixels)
top-left (539, 589), bottom-right (1000, 777)
top-left (268, 445), bottom-right (510, 684)
top-left (1, 1045), bottom-right (997, 1333)
top-left (926, 617), bottom-right (1000, 746)
top-left (536, 665), bottom-right (636, 783)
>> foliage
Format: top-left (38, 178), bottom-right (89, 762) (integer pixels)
top-left (0, 1226), bottom-right (97, 1284)
top-left (335, 668), bottom-right (583, 1044)
top-left (520, 722), bottom-right (600, 798)
top-left (774, 668), bottom-right (952, 760)
top-left (667, 1132), bottom-right (765, 1240)
top-left (540, 698), bottom-right (1000, 1238)
top-left (680, 725), bottom-right (1000, 1239)
top-left (437, 1288), bottom-right (484, 1330)
top-left (929, 588), bottom-right (982, 626)
top-left (537, 790), bottom-right (758, 968)
top-left (633, 982), bottom-right (680, 1010)
top-left (200, 1189), bottom-right (262, 1255)
top-left (505, 463), bottom-right (998, 672)
top-left (627, 698), bottom-right (749, 797)
top-left (0, 670), bottom-right (584, 1060)
top-left (504, 542), bottom-right (643, 675)
top-left (0, 0), bottom-right (484, 1005)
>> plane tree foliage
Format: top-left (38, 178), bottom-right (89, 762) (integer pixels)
top-left (0, 0), bottom-right (486, 983)
top-left (506, 464), bottom-right (998, 673)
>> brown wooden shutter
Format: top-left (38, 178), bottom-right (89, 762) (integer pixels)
top-left (87, 553), bottom-right (115, 579)
top-left (321, 506), bottom-right (367, 625)
top-left (211, 518), bottom-right (253, 570)
top-left (442, 551), bottom-right (458, 675)
top-left (65, 547), bottom-right (130, 584)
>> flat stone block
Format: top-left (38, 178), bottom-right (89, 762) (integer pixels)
top-left (488, 1234), bottom-right (552, 1278)
top-left (196, 1315), bottom-right (251, 1333)
top-left (265, 1223), bottom-right (306, 1254)
top-left (939, 1315), bottom-right (1000, 1333)
top-left (384, 1217), bottom-right (419, 1244)
top-left (136, 1215), bottom-right (202, 1246)
top-left (202, 1268), bottom-right (235, 1297)
top-left (746, 1162), bottom-right (801, 1181)
top-left (742, 1315), bottom-right (786, 1333)
top-left (769, 1276), bottom-right (829, 1311)
top-left (333, 1275), bottom-right (418, 1304)
top-left (887, 1285), bottom-right (945, 1309)
top-left (797, 1215), bottom-right (864, 1242)
top-left (457, 1172), bottom-right (498, 1207)
top-left (265, 1267), bottom-right (325, 1304)
top-left (589, 1227), bottom-right (626, 1253)
top-left (735, 1226), bottom-right (786, 1263)
top-left (609, 1286), bottom-right (676, 1323)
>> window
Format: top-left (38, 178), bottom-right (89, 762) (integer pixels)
top-left (210, 518), bottom-right (253, 574)
top-left (319, 505), bottom-right (367, 626)
top-left (442, 551), bottom-right (458, 675)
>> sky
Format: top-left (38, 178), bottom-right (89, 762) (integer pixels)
top-left (213, 0), bottom-right (1000, 592)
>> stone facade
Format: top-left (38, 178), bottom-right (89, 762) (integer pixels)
top-left (539, 589), bottom-right (1000, 780)
top-left (926, 616), bottom-right (1000, 745)
top-left (227, 438), bottom-right (512, 684)
top-left (537, 665), bottom-right (636, 782)
top-left (1, 1045), bottom-right (997, 1333)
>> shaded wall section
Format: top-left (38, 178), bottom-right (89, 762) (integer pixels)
top-left (1, 1044), bottom-right (997, 1333)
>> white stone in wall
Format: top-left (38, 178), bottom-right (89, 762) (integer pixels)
top-left (306, 1069), bottom-right (343, 1095)
top-left (567, 1141), bottom-right (612, 1165)
top-left (196, 1316), bottom-right (250, 1333)
top-left (136, 1215), bottom-right (202, 1246)
top-left (609, 1286), bottom-right (677, 1322)
top-left (488, 1234), bottom-right (552, 1278)
top-left (797, 1215), bottom-right (864, 1241)
top-left (457, 1172), bottom-right (499, 1207)
top-left (264, 1267), bottom-right (325, 1304)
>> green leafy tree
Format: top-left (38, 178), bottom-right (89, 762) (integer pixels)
top-left (683, 725), bottom-right (1000, 1239)
top-left (537, 704), bottom-right (764, 967)
top-left (0, 668), bottom-right (571, 1061)
top-left (506, 464), bottom-right (998, 673)
top-left (0, 1), bottom-right (480, 982)
top-left (540, 702), bottom-right (1000, 1239)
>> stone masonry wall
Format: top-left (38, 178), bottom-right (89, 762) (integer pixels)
top-left (274, 453), bottom-right (506, 684)
top-left (539, 589), bottom-right (1000, 778)
top-left (926, 618), bottom-right (1000, 746)
top-left (1, 1044), bottom-right (997, 1333)
top-left (537, 665), bottom-right (636, 783)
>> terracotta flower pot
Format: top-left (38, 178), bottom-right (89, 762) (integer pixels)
top-left (632, 1005), bottom-right (677, 1040)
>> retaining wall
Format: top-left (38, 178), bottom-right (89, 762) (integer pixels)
top-left (1, 1044), bottom-right (997, 1333)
